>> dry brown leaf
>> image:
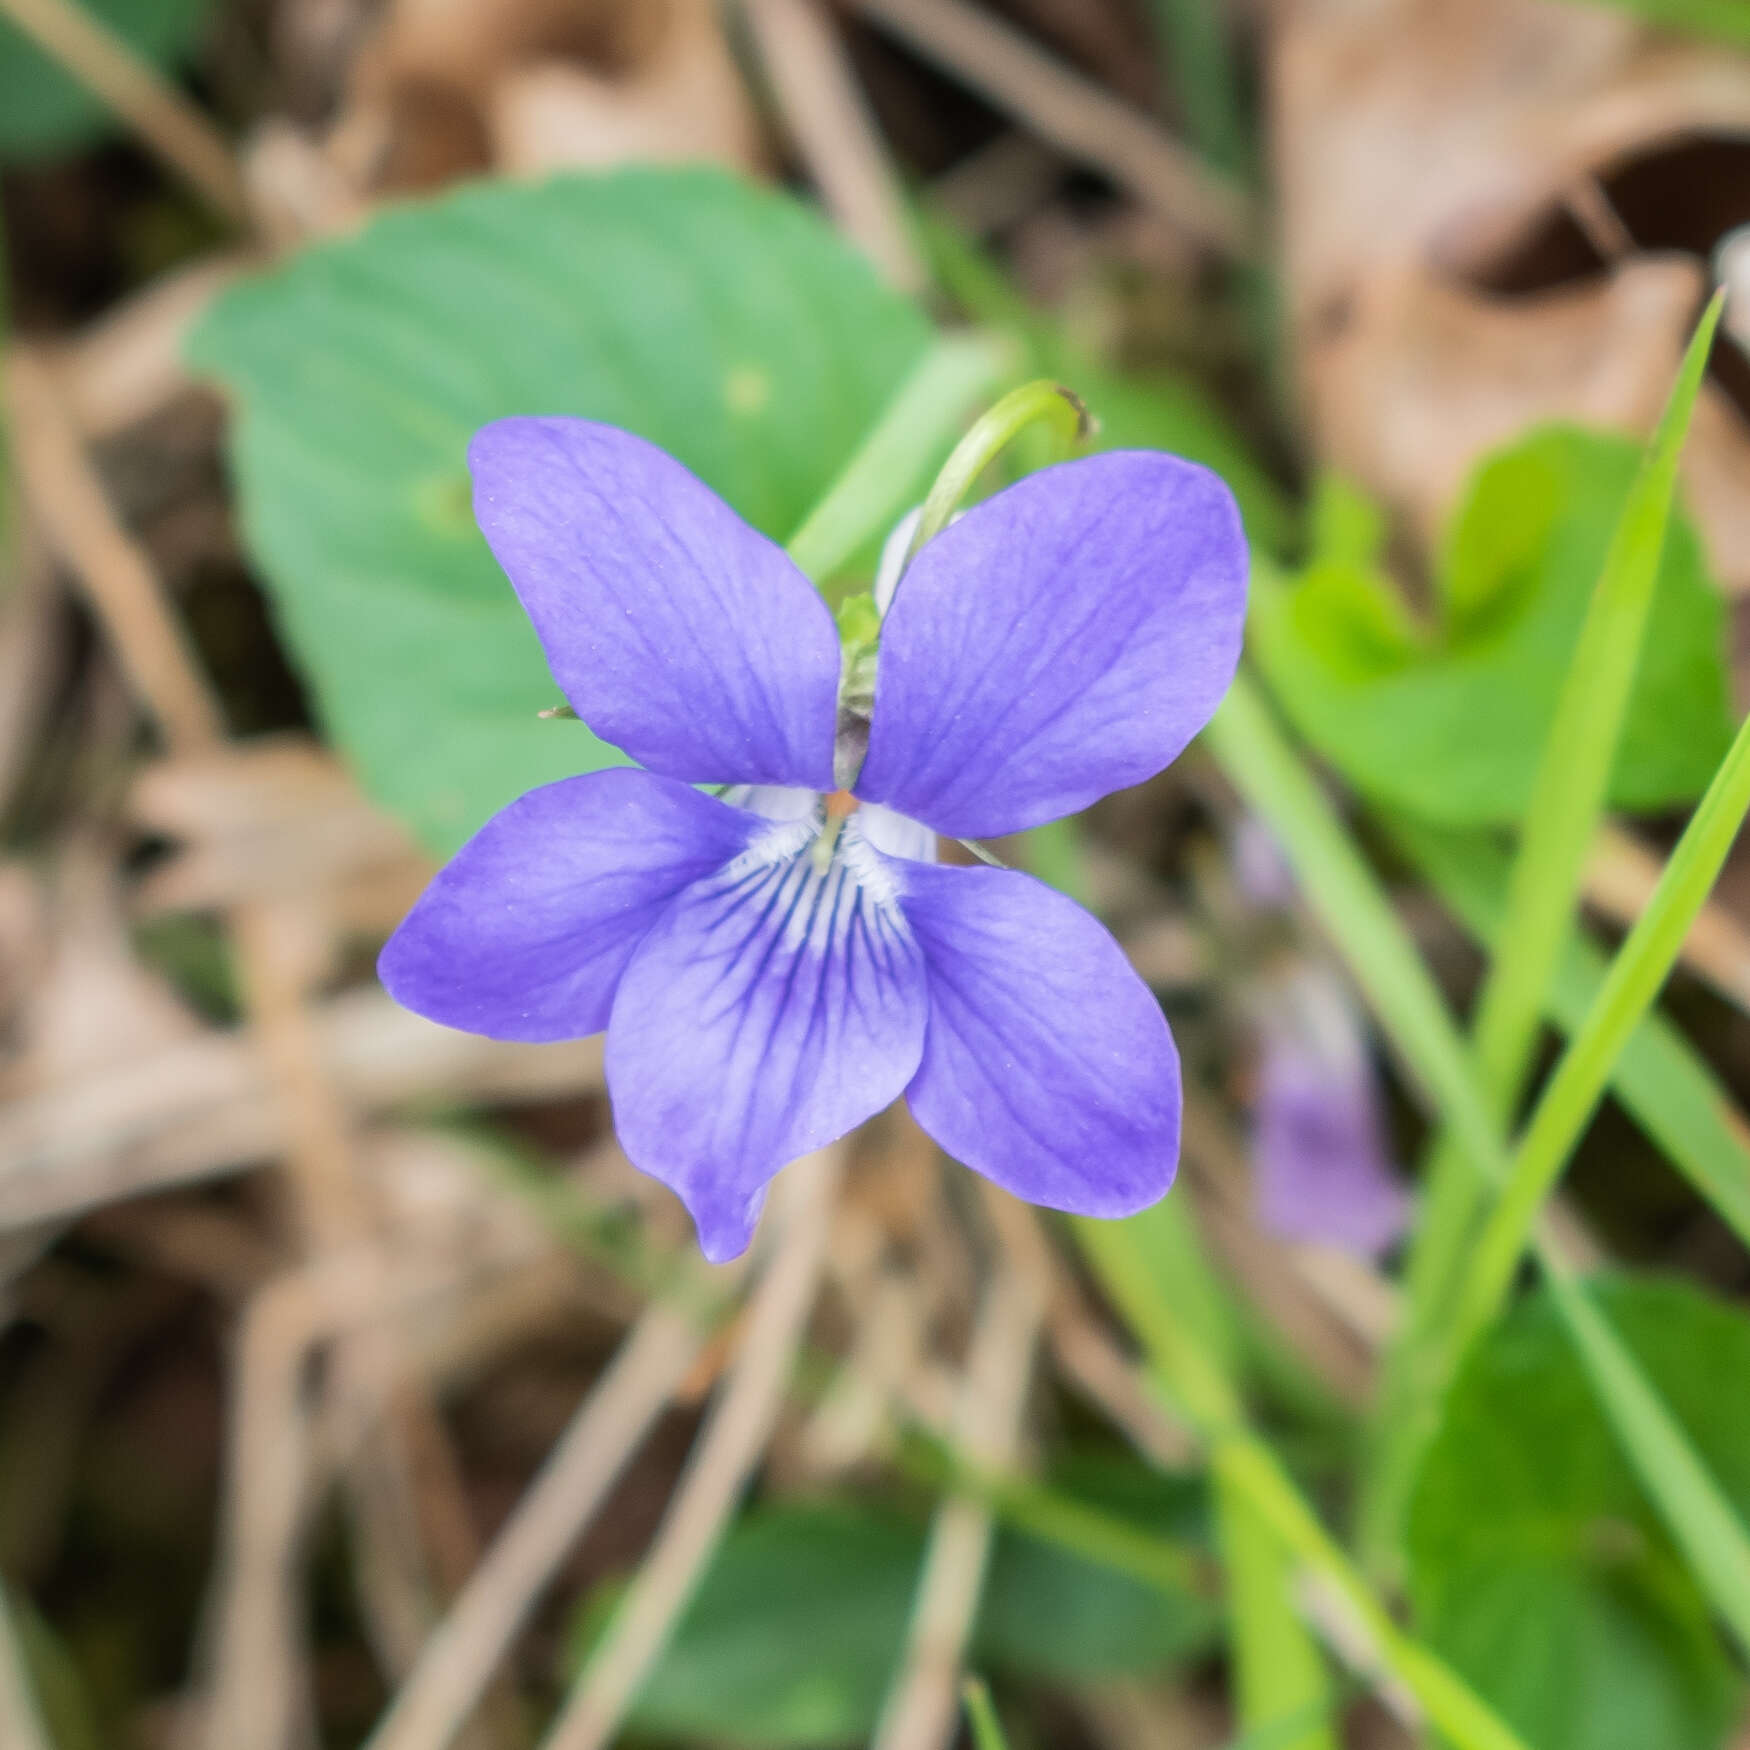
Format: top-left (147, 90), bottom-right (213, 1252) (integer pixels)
top-left (1271, 0), bottom-right (1750, 587)
top-left (12, 842), bottom-right (204, 1084)
top-left (491, 3), bottom-right (762, 175)
top-left (127, 735), bottom-right (431, 943)
top-left (341, 0), bottom-right (761, 190)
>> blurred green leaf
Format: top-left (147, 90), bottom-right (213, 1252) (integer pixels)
top-left (0, 0), bottom-right (212, 159)
top-left (976, 1455), bottom-right (1218, 1681)
top-left (1563, 0), bottom-right (1750, 44)
top-left (580, 1477), bottom-right (1214, 1748)
top-left (1251, 427), bottom-right (1732, 824)
top-left (1409, 1278), bottom-right (1750, 1750)
top-left (190, 168), bottom-right (932, 854)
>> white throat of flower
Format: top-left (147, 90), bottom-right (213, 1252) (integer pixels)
top-left (721, 786), bottom-right (936, 874)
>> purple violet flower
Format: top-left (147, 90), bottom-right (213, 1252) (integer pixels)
top-left (1252, 965), bottom-right (1410, 1258)
top-left (379, 419), bottom-right (1247, 1261)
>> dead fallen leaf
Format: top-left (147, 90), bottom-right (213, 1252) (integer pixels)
top-left (1271, 0), bottom-right (1750, 588)
top-left (127, 734), bottom-right (431, 944)
top-left (340, 0), bottom-right (761, 190)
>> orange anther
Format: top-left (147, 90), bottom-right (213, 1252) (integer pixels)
top-left (825, 788), bottom-right (860, 820)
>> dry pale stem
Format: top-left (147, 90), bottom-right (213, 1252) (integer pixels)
top-left (1047, 1309), bottom-right (1197, 1469)
top-left (0, 1580), bottom-right (52, 1750)
top-left (364, 1289), bottom-right (724, 1750)
top-left (1181, 1097), bottom-right (1393, 1401)
top-left (540, 1149), bottom-right (843, 1750)
top-left (0, 989), bottom-right (604, 1228)
top-left (0, 0), bottom-right (247, 223)
top-left (5, 350), bottom-right (226, 754)
top-left (6, 344), bottom-right (479, 1732)
top-left (739, 0), bottom-right (926, 291)
top-left (870, 1185), bottom-right (1046, 1750)
top-left (196, 1257), bottom-right (381, 1750)
top-left (55, 252), bottom-right (257, 439)
top-left (844, 0), bottom-right (1253, 255)
top-left (0, 517), bottom-right (62, 819)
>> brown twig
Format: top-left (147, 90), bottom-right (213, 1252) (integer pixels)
top-left (842, 0), bottom-right (1253, 256)
top-left (540, 1150), bottom-right (842, 1750)
top-left (55, 252), bottom-right (256, 438)
top-left (0, 516), bottom-right (62, 820)
top-left (0, 988), bottom-right (604, 1228)
top-left (871, 1186), bottom-right (1045, 1750)
top-left (6, 339), bottom-right (481, 1730)
top-left (363, 1288), bottom-right (727, 1750)
top-left (739, 0), bottom-right (927, 291)
top-left (5, 349), bottom-right (225, 753)
top-left (196, 1256), bottom-right (380, 1750)
top-left (0, 0), bottom-right (247, 225)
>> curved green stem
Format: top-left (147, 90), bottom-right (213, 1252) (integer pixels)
top-left (908, 378), bottom-right (1090, 560)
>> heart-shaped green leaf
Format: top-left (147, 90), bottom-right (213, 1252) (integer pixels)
top-left (1408, 1277), bottom-right (1750, 1750)
top-left (190, 168), bottom-right (933, 852)
top-left (1251, 428), bottom-right (1732, 825)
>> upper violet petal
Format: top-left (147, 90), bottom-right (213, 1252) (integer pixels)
top-left (856, 452), bottom-right (1247, 837)
top-left (891, 859), bottom-right (1180, 1217)
top-left (379, 768), bottom-right (762, 1043)
top-left (470, 418), bottom-right (839, 788)
top-left (605, 822), bottom-right (928, 1262)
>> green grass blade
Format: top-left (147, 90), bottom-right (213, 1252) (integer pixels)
top-left (1203, 670), bottom-right (1507, 1181)
top-left (1459, 703), bottom-right (1750, 1340)
top-left (1209, 665), bottom-right (1750, 1652)
top-left (961, 1678), bottom-right (1010, 1750)
top-left (1392, 818), bottom-right (1750, 1249)
top-left (1216, 1466), bottom-right (1338, 1750)
top-left (784, 332), bottom-right (1012, 583)
top-left (1071, 1210), bottom-right (1531, 1750)
top-left (1401, 289), bottom-right (1725, 1335)
top-left (1361, 293), bottom-right (1725, 1560)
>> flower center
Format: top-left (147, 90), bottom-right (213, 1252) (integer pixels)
top-left (812, 788), bottom-right (861, 872)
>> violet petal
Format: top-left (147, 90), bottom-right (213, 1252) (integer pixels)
top-left (892, 859), bottom-right (1180, 1216)
top-left (605, 822), bottom-right (928, 1262)
top-left (1252, 970), bottom-right (1409, 1257)
top-left (855, 452), bottom-right (1247, 837)
top-left (470, 418), bottom-right (839, 788)
top-left (378, 768), bottom-right (760, 1042)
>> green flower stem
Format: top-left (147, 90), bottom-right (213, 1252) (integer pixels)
top-left (908, 377), bottom-right (1091, 560)
top-left (893, 1427), bottom-right (1210, 1598)
top-left (1072, 1211), bottom-right (1530, 1750)
top-left (1216, 1465), bottom-right (1339, 1750)
top-left (784, 332), bottom-right (1014, 584)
